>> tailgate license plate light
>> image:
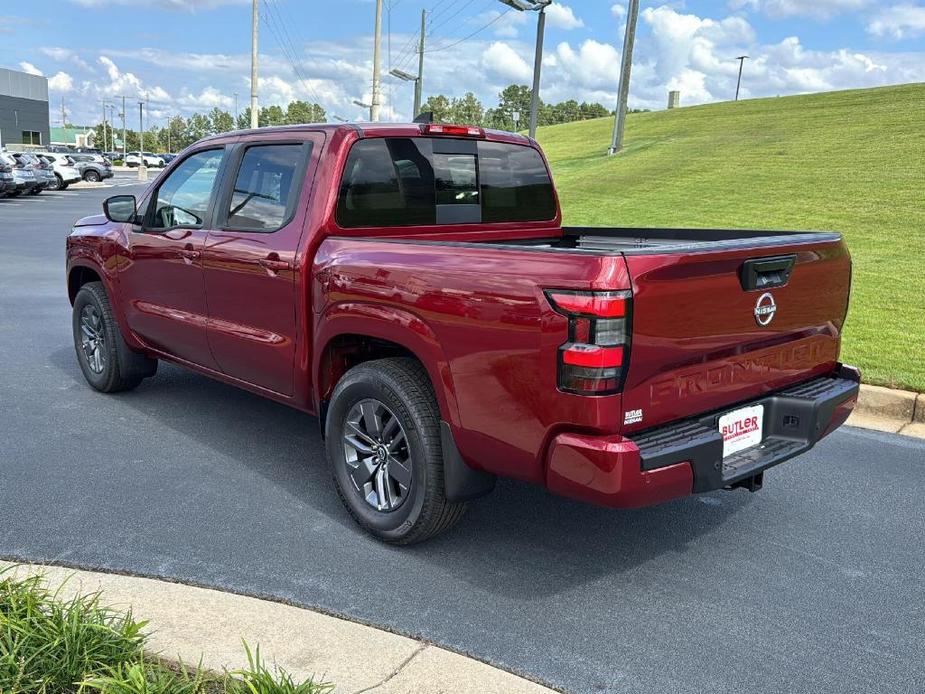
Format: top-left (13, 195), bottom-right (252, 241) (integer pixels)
top-left (719, 404), bottom-right (764, 458)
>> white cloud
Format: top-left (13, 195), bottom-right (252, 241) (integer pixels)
top-left (19, 62), bottom-right (43, 76)
top-left (481, 41), bottom-right (533, 83)
top-left (868, 3), bottom-right (925, 39)
top-left (545, 4), bottom-right (584, 30)
top-left (611, 3), bottom-right (626, 19)
top-left (40, 47), bottom-right (93, 71)
top-left (48, 72), bottom-right (75, 92)
top-left (729, 0), bottom-right (870, 19)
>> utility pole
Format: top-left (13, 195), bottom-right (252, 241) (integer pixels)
top-left (371, 0), bottom-right (383, 121)
top-left (234, 91), bottom-right (239, 122)
top-left (250, 0), bottom-right (259, 128)
top-left (415, 9), bottom-right (425, 118)
top-left (735, 55), bottom-right (749, 101)
top-left (608, 0), bottom-right (640, 156)
top-left (138, 100), bottom-right (147, 180)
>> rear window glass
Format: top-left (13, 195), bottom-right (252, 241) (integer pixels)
top-left (336, 137), bottom-right (554, 228)
top-left (226, 143), bottom-right (308, 231)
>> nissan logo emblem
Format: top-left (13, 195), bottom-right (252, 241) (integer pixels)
top-left (754, 292), bottom-right (777, 326)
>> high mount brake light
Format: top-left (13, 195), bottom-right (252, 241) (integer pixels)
top-left (423, 124), bottom-right (485, 137)
top-left (546, 290), bottom-right (633, 396)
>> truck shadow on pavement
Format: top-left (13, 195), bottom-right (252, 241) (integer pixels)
top-left (47, 348), bottom-right (750, 601)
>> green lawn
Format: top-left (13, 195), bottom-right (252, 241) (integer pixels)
top-left (537, 83), bottom-right (925, 392)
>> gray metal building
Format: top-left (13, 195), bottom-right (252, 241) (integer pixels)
top-left (0, 67), bottom-right (50, 148)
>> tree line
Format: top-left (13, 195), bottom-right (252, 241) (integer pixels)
top-left (92, 85), bottom-right (622, 154)
top-left (421, 85), bottom-right (613, 130)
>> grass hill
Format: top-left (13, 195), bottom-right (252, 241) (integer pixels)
top-left (537, 83), bottom-right (925, 392)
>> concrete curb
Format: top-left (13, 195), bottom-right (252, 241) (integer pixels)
top-left (847, 384), bottom-right (924, 439)
top-left (0, 562), bottom-right (556, 694)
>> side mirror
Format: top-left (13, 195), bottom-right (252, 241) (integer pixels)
top-left (103, 195), bottom-right (138, 224)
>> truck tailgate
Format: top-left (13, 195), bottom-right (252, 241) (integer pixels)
top-left (621, 236), bottom-right (851, 433)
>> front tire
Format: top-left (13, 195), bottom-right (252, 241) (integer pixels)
top-left (326, 358), bottom-right (467, 544)
top-left (72, 282), bottom-right (157, 393)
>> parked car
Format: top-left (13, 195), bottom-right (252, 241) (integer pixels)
top-left (1, 152), bottom-right (42, 195)
top-left (40, 153), bottom-right (83, 190)
top-left (124, 151), bottom-right (164, 168)
top-left (68, 153), bottom-right (114, 182)
top-left (158, 153), bottom-right (177, 164)
top-left (66, 123), bottom-right (859, 544)
top-left (105, 152), bottom-right (124, 162)
top-left (0, 156), bottom-right (15, 197)
top-left (21, 153), bottom-right (57, 192)
top-left (75, 147), bottom-right (103, 155)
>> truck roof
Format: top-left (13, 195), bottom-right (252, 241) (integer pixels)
top-left (198, 122), bottom-right (534, 146)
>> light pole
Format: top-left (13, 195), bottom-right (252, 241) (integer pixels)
top-left (735, 55), bottom-right (749, 101)
top-left (389, 68), bottom-right (419, 120)
top-left (234, 91), bottom-right (239, 122)
top-left (608, 0), bottom-right (640, 155)
top-left (499, 0), bottom-right (551, 140)
top-left (353, 99), bottom-right (373, 121)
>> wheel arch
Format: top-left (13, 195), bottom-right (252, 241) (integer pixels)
top-left (313, 302), bottom-right (461, 430)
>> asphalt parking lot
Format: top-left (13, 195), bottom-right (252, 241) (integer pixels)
top-left (1, 185), bottom-right (923, 694)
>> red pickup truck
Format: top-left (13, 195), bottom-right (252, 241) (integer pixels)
top-left (66, 122), bottom-right (859, 544)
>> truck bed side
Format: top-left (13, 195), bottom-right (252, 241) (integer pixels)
top-left (312, 237), bottom-right (631, 483)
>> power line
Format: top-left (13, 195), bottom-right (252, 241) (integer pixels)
top-left (425, 7), bottom-right (512, 54)
top-left (261, 0), bottom-right (325, 110)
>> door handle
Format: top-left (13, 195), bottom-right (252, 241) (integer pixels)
top-left (258, 257), bottom-right (291, 272)
top-left (180, 247), bottom-right (200, 262)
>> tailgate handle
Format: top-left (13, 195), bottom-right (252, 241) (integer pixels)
top-left (740, 255), bottom-right (796, 291)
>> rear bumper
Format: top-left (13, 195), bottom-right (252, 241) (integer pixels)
top-left (546, 364), bottom-right (861, 508)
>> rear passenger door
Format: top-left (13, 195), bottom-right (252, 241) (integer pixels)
top-left (202, 133), bottom-right (323, 397)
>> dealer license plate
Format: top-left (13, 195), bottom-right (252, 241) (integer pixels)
top-left (718, 404), bottom-right (764, 458)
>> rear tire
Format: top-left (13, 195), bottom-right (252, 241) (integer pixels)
top-left (73, 281), bottom-right (157, 393)
top-left (50, 174), bottom-right (63, 191)
top-left (84, 170), bottom-right (101, 182)
top-left (326, 358), bottom-right (467, 544)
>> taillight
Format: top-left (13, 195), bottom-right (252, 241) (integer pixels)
top-left (546, 290), bottom-right (632, 396)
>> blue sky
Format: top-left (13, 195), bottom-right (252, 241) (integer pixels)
top-left (1, 0), bottom-right (923, 126)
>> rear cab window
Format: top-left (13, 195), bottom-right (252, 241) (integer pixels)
top-left (224, 143), bottom-right (311, 232)
top-left (336, 137), bottom-right (555, 228)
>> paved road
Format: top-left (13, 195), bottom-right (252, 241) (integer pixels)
top-left (1, 187), bottom-right (923, 694)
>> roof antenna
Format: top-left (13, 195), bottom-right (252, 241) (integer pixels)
top-left (413, 111), bottom-right (433, 124)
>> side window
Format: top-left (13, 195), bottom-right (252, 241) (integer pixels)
top-left (225, 143), bottom-right (308, 231)
top-left (336, 138), bottom-right (436, 228)
top-left (148, 149), bottom-right (224, 230)
top-left (477, 142), bottom-right (556, 223)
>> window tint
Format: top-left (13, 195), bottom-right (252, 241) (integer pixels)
top-left (477, 141), bottom-right (555, 223)
top-left (434, 153), bottom-right (478, 206)
top-left (336, 138), bottom-right (436, 228)
top-left (148, 149), bottom-right (224, 230)
top-left (226, 144), bottom-right (307, 231)
top-left (336, 138), bottom-right (554, 228)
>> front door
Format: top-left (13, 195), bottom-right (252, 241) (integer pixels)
top-left (203, 134), bottom-right (322, 396)
top-left (120, 147), bottom-right (227, 369)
